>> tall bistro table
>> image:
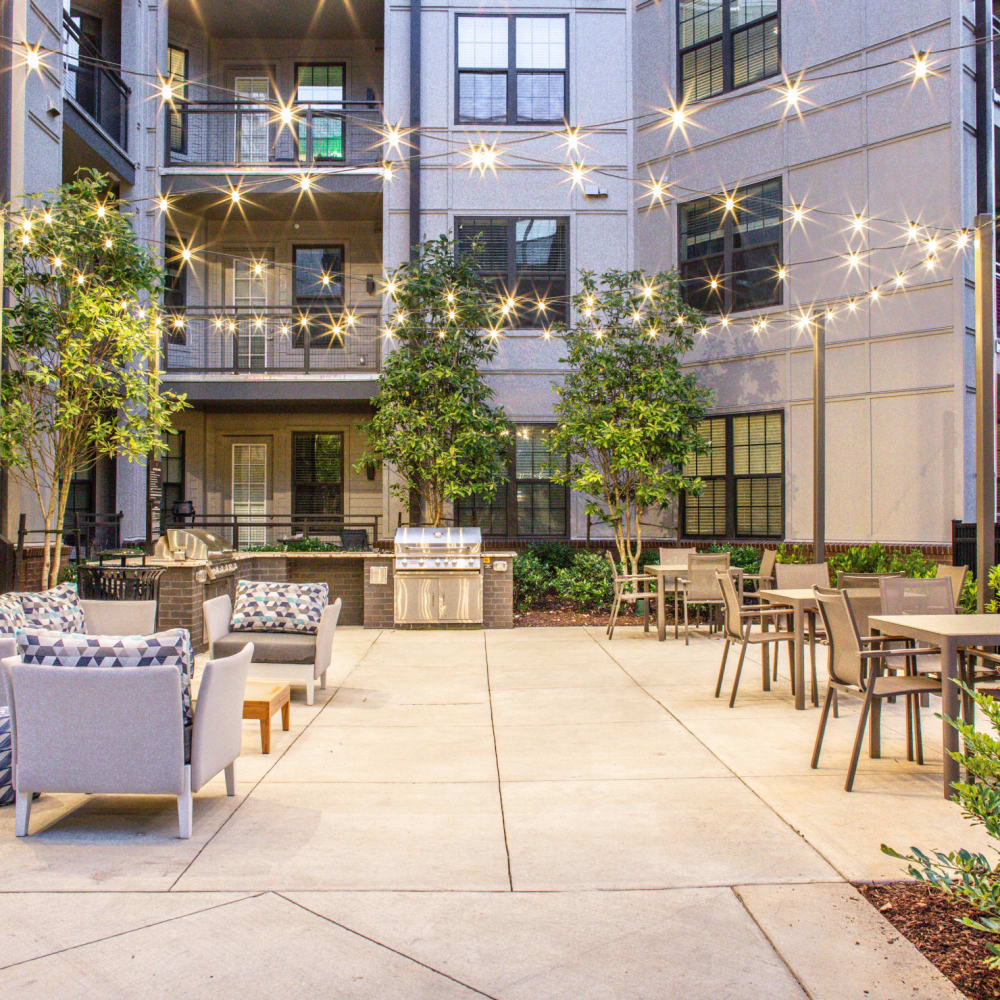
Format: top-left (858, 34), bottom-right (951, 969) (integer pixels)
top-left (756, 588), bottom-right (821, 711)
top-left (869, 613), bottom-right (1000, 798)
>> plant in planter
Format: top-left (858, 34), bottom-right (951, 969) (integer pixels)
top-left (513, 551), bottom-right (554, 612)
top-left (883, 684), bottom-right (1000, 968)
top-left (552, 551), bottom-right (615, 611)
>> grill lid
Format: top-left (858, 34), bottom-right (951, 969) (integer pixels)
top-left (154, 527), bottom-right (233, 561)
top-left (394, 526), bottom-right (482, 556)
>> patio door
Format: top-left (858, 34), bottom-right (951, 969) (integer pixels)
top-left (232, 443), bottom-right (267, 546)
top-left (231, 257), bottom-right (268, 370)
top-left (234, 76), bottom-right (270, 163)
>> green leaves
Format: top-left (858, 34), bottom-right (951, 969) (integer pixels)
top-left (356, 236), bottom-right (508, 524)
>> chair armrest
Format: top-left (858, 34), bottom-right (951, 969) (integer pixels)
top-left (190, 644), bottom-right (252, 792)
top-left (741, 604), bottom-right (793, 617)
top-left (314, 598), bottom-right (342, 679)
top-left (82, 600), bottom-right (157, 636)
top-left (861, 645), bottom-right (941, 660)
top-left (202, 594), bottom-right (233, 650)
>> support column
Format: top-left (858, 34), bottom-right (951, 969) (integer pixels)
top-left (813, 316), bottom-right (826, 564)
top-left (975, 214), bottom-right (996, 608)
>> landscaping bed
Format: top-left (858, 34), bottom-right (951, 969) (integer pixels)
top-left (857, 882), bottom-right (1000, 1000)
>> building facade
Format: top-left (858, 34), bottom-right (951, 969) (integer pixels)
top-left (0, 0), bottom-right (994, 551)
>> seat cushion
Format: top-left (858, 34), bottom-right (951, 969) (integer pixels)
top-left (18, 582), bottom-right (85, 633)
top-left (230, 580), bottom-right (328, 635)
top-left (0, 593), bottom-right (25, 635)
top-left (214, 630), bottom-right (316, 665)
top-left (0, 707), bottom-right (12, 806)
top-left (16, 628), bottom-right (194, 762)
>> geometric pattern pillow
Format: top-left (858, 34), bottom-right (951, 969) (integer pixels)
top-left (0, 707), bottom-right (12, 806)
top-left (17, 582), bottom-right (86, 633)
top-left (230, 580), bottom-right (328, 635)
top-left (16, 627), bottom-right (195, 761)
top-left (0, 592), bottom-right (25, 636)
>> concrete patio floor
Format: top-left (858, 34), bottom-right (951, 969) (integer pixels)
top-left (0, 625), bottom-right (988, 998)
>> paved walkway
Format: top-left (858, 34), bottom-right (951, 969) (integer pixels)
top-left (0, 626), bottom-right (986, 998)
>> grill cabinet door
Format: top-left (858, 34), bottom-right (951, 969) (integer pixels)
top-left (438, 572), bottom-right (483, 624)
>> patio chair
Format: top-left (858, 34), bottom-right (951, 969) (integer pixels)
top-left (677, 553), bottom-right (732, 644)
top-left (811, 587), bottom-right (942, 790)
top-left (934, 563), bottom-right (968, 609)
top-left (604, 551), bottom-right (654, 639)
top-left (838, 571), bottom-right (904, 589)
top-left (773, 561), bottom-right (830, 689)
top-left (742, 548), bottom-right (777, 598)
top-left (658, 547), bottom-right (696, 568)
top-left (2, 643), bottom-right (252, 838)
top-left (714, 571), bottom-right (795, 707)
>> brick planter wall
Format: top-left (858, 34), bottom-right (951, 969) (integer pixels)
top-left (16, 546), bottom-right (72, 591)
top-left (483, 555), bottom-right (513, 628)
top-left (363, 556), bottom-right (394, 628)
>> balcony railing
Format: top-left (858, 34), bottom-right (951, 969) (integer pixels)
top-left (62, 13), bottom-right (129, 149)
top-left (164, 101), bottom-right (384, 168)
top-left (161, 307), bottom-right (382, 375)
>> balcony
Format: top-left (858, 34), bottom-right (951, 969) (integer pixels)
top-left (164, 101), bottom-right (384, 171)
top-left (62, 11), bottom-right (133, 183)
top-left (161, 307), bottom-right (382, 403)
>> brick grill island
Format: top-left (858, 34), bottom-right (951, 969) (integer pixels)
top-left (147, 549), bottom-right (515, 651)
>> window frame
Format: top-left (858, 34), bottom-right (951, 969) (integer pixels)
top-left (291, 431), bottom-right (345, 525)
top-left (167, 44), bottom-right (189, 154)
top-left (161, 430), bottom-right (185, 528)
top-left (292, 243), bottom-right (346, 306)
top-left (678, 177), bottom-right (784, 315)
top-left (454, 13), bottom-right (569, 126)
top-left (455, 423), bottom-right (570, 539)
top-left (681, 410), bottom-right (785, 541)
top-left (676, 0), bottom-right (781, 102)
top-left (294, 61), bottom-right (347, 162)
top-left (455, 215), bottom-right (570, 329)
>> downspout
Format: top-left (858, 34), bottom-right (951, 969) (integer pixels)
top-left (976, 0), bottom-right (995, 216)
top-left (408, 0), bottom-right (421, 260)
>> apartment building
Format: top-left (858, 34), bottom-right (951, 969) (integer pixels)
top-left (0, 1), bottom-right (994, 551)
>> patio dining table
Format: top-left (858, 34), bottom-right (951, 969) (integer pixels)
top-left (646, 564), bottom-right (687, 642)
top-left (869, 613), bottom-right (1000, 798)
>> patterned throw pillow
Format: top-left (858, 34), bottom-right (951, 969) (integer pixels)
top-left (0, 707), bottom-right (12, 806)
top-left (18, 582), bottom-right (85, 633)
top-left (0, 593), bottom-right (25, 635)
top-left (230, 580), bottom-right (328, 635)
top-left (16, 628), bottom-right (195, 761)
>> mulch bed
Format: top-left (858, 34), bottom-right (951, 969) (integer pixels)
top-left (857, 881), bottom-right (1000, 999)
top-left (513, 598), bottom-right (691, 628)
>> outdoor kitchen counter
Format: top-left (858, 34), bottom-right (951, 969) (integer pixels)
top-left (133, 549), bottom-right (515, 651)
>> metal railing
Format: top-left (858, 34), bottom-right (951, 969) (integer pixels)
top-left (161, 513), bottom-right (381, 552)
top-left (161, 306), bottom-right (381, 375)
top-left (164, 100), bottom-right (383, 168)
top-left (62, 13), bottom-right (130, 149)
top-left (14, 511), bottom-right (124, 586)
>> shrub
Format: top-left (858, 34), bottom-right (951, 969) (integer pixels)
top-left (883, 684), bottom-right (1000, 969)
top-left (513, 551), bottom-right (554, 611)
top-left (828, 543), bottom-right (936, 584)
top-left (526, 541), bottom-right (575, 571)
top-left (553, 551), bottom-right (614, 610)
top-left (777, 543), bottom-right (810, 564)
top-left (706, 543), bottom-right (762, 574)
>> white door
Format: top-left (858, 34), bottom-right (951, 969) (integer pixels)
top-left (232, 443), bottom-right (267, 545)
top-left (232, 257), bottom-right (268, 370)
top-left (234, 76), bottom-right (270, 163)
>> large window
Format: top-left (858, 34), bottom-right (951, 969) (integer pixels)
top-left (679, 178), bottom-right (783, 314)
top-left (163, 237), bottom-right (187, 312)
top-left (456, 15), bottom-right (567, 124)
top-left (456, 217), bottom-right (568, 327)
top-left (456, 425), bottom-right (569, 537)
top-left (294, 245), bottom-right (345, 304)
top-left (161, 431), bottom-right (185, 527)
top-left (683, 412), bottom-right (784, 539)
top-left (296, 64), bottom-right (345, 161)
top-left (167, 45), bottom-right (188, 154)
top-left (292, 432), bottom-right (344, 523)
top-left (678, 1), bottom-right (780, 101)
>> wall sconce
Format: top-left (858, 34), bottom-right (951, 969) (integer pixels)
top-left (366, 274), bottom-right (376, 295)
top-left (365, 461), bottom-right (377, 481)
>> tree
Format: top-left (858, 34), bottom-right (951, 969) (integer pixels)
top-left (550, 268), bottom-right (712, 577)
top-left (357, 235), bottom-right (509, 525)
top-left (0, 170), bottom-right (187, 588)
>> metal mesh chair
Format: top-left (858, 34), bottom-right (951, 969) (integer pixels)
top-left (811, 586), bottom-right (942, 790)
top-left (677, 553), bottom-right (731, 644)
top-left (742, 548), bottom-right (777, 597)
top-left (714, 570), bottom-right (795, 707)
top-left (605, 551), bottom-right (655, 639)
top-left (838, 572), bottom-right (904, 589)
top-left (934, 564), bottom-right (968, 609)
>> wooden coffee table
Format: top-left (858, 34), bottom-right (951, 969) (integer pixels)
top-left (242, 681), bottom-right (291, 754)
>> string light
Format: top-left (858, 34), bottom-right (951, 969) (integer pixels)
top-left (720, 187), bottom-right (739, 218)
top-left (776, 265), bottom-right (788, 282)
top-left (466, 142), bottom-right (500, 175)
top-left (298, 174), bottom-right (312, 192)
top-left (42, 211), bottom-right (53, 225)
top-left (642, 173), bottom-right (670, 207)
top-left (910, 50), bottom-right (932, 81)
top-left (157, 196), bottom-right (171, 213)
top-left (894, 272), bottom-right (907, 288)
top-left (560, 126), bottom-right (586, 155)
top-left (378, 162), bottom-right (394, 182)
top-left (96, 204), bottom-right (107, 219)
top-left (564, 162), bottom-right (589, 189)
top-left (23, 45), bottom-right (43, 72)
top-left (158, 78), bottom-right (176, 102)
top-left (104, 237), bottom-right (113, 250)
top-left (277, 104), bottom-right (297, 127)
top-left (955, 230), bottom-right (971, 249)
top-left (788, 202), bottom-right (808, 228)
top-left (845, 249), bottom-right (862, 271)
top-left (850, 213), bottom-right (867, 235)
top-left (51, 255), bottom-right (62, 269)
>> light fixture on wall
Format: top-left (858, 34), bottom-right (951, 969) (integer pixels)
top-left (365, 462), bottom-right (377, 481)
top-left (366, 274), bottom-right (376, 294)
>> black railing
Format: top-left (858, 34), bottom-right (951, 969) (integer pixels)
top-left (62, 13), bottom-right (130, 149)
top-left (952, 518), bottom-right (1000, 578)
top-left (15, 511), bottom-right (124, 584)
top-left (160, 513), bottom-right (381, 552)
top-left (161, 306), bottom-right (381, 375)
top-left (164, 100), bottom-right (383, 168)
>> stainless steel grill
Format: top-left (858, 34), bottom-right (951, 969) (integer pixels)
top-left (393, 527), bottom-right (483, 624)
top-left (153, 528), bottom-right (237, 580)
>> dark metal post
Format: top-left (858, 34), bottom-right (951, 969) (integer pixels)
top-left (813, 316), bottom-right (826, 564)
top-left (408, 0), bottom-right (421, 259)
top-left (975, 213), bottom-right (996, 608)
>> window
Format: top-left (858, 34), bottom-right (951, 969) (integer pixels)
top-left (456, 425), bottom-right (569, 537)
top-left (297, 64), bottom-right (345, 160)
top-left (294, 245), bottom-right (344, 303)
top-left (292, 433), bottom-right (344, 524)
top-left (167, 45), bottom-right (188, 154)
top-left (457, 15), bottom-right (567, 124)
top-left (163, 238), bottom-right (187, 319)
top-left (456, 217), bottom-right (568, 327)
top-left (679, 177), bottom-right (783, 314)
top-left (679, 1), bottom-right (779, 101)
top-left (232, 443), bottom-right (267, 545)
top-left (683, 412), bottom-right (784, 538)
top-left (161, 431), bottom-right (185, 528)
top-left (65, 9), bottom-right (101, 119)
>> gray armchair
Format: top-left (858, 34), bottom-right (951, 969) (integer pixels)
top-left (2, 643), bottom-right (252, 839)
